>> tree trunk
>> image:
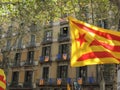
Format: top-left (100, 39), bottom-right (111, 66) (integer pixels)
top-left (113, 65), bottom-right (117, 90)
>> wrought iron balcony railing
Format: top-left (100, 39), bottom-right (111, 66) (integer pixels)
top-left (23, 81), bottom-right (33, 88)
top-left (24, 59), bottom-right (34, 66)
top-left (12, 60), bottom-right (20, 67)
top-left (26, 42), bottom-right (36, 48)
top-left (17, 45), bottom-right (23, 50)
top-left (39, 56), bottom-right (52, 64)
top-left (56, 53), bottom-right (70, 61)
top-left (1, 47), bottom-right (11, 52)
top-left (9, 81), bottom-right (19, 87)
top-left (36, 77), bottom-right (113, 86)
top-left (41, 37), bottom-right (52, 45)
top-left (58, 34), bottom-right (70, 42)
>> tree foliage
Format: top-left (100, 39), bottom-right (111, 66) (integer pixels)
top-left (0, 0), bottom-right (119, 25)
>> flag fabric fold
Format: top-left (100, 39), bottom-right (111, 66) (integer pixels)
top-left (0, 69), bottom-right (6, 90)
top-left (69, 16), bottom-right (120, 67)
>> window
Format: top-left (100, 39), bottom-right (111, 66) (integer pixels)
top-left (24, 71), bottom-right (33, 83)
top-left (17, 37), bottom-right (22, 48)
top-left (103, 64), bottom-right (113, 82)
top-left (30, 34), bottom-right (35, 45)
top-left (30, 23), bottom-right (37, 32)
top-left (57, 65), bottom-right (68, 78)
top-left (12, 72), bottom-right (19, 84)
top-left (42, 67), bottom-right (49, 80)
top-left (44, 30), bottom-right (52, 41)
top-left (77, 66), bottom-right (87, 82)
top-left (7, 26), bottom-right (12, 35)
top-left (27, 51), bottom-right (34, 63)
top-left (59, 44), bottom-right (69, 54)
top-left (14, 53), bottom-right (21, 64)
top-left (6, 40), bottom-right (11, 49)
top-left (42, 46), bottom-right (51, 56)
top-left (97, 19), bottom-right (108, 29)
top-left (60, 27), bottom-right (69, 36)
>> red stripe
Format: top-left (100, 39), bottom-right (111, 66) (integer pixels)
top-left (77, 51), bottom-right (120, 62)
top-left (90, 39), bottom-right (120, 52)
top-left (72, 21), bottom-right (120, 41)
top-left (0, 75), bottom-right (6, 84)
top-left (0, 86), bottom-right (5, 90)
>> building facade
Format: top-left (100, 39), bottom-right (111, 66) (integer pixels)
top-left (0, 20), bottom-right (114, 90)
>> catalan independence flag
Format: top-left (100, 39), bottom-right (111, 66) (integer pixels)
top-left (69, 17), bottom-right (120, 67)
top-left (0, 69), bottom-right (6, 90)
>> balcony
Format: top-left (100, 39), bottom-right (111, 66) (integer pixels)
top-left (1, 47), bottom-right (11, 52)
top-left (12, 45), bottom-right (24, 51)
top-left (56, 53), bottom-right (70, 62)
top-left (17, 45), bottom-right (23, 50)
top-left (36, 77), bottom-right (98, 86)
top-left (41, 37), bottom-right (52, 45)
top-left (23, 81), bottom-right (33, 88)
top-left (36, 78), bottom-right (75, 86)
top-left (24, 60), bottom-right (34, 66)
top-left (36, 77), bottom-right (113, 89)
top-left (58, 34), bottom-right (70, 42)
top-left (26, 42), bottom-right (36, 49)
top-left (39, 56), bottom-right (52, 64)
top-left (9, 81), bottom-right (20, 88)
top-left (9, 82), bottom-right (33, 90)
top-left (12, 60), bottom-right (20, 68)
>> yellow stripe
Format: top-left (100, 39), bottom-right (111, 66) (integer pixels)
top-left (71, 57), bottom-right (120, 67)
top-left (0, 69), bottom-right (6, 89)
top-left (72, 43), bottom-right (120, 53)
top-left (0, 81), bottom-right (6, 89)
top-left (0, 69), bottom-right (5, 75)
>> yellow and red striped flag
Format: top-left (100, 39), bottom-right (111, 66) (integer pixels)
top-left (69, 17), bottom-right (120, 67)
top-left (0, 69), bottom-right (6, 90)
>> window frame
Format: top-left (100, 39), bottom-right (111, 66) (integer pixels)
top-left (27, 51), bottom-right (34, 62)
top-left (57, 65), bottom-right (68, 78)
top-left (42, 67), bottom-right (49, 80)
top-left (59, 44), bottom-right (70, 54)
top-left (44, 30), bottom-right (52, 41)
top-left (30, 34), bottom-right (36, 44)
top-left (14, 53), bottom-right (21, 64)
top-left (42, 46), bottom-right (51, 57)
top-left (6, 39), bottom-right (11, 49)
top-left (60, 27), bottom-right (69, 36)
top-left (12, 71), bottom-right (19, 84)
top-left (17, 37), bottom-right (22, 48)
top-left (77, 66), bottom-right (87, 82)
top-left (97, 19), bottom-right (108, 29)
top-left (24, 71), bottom-right (33, 83)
